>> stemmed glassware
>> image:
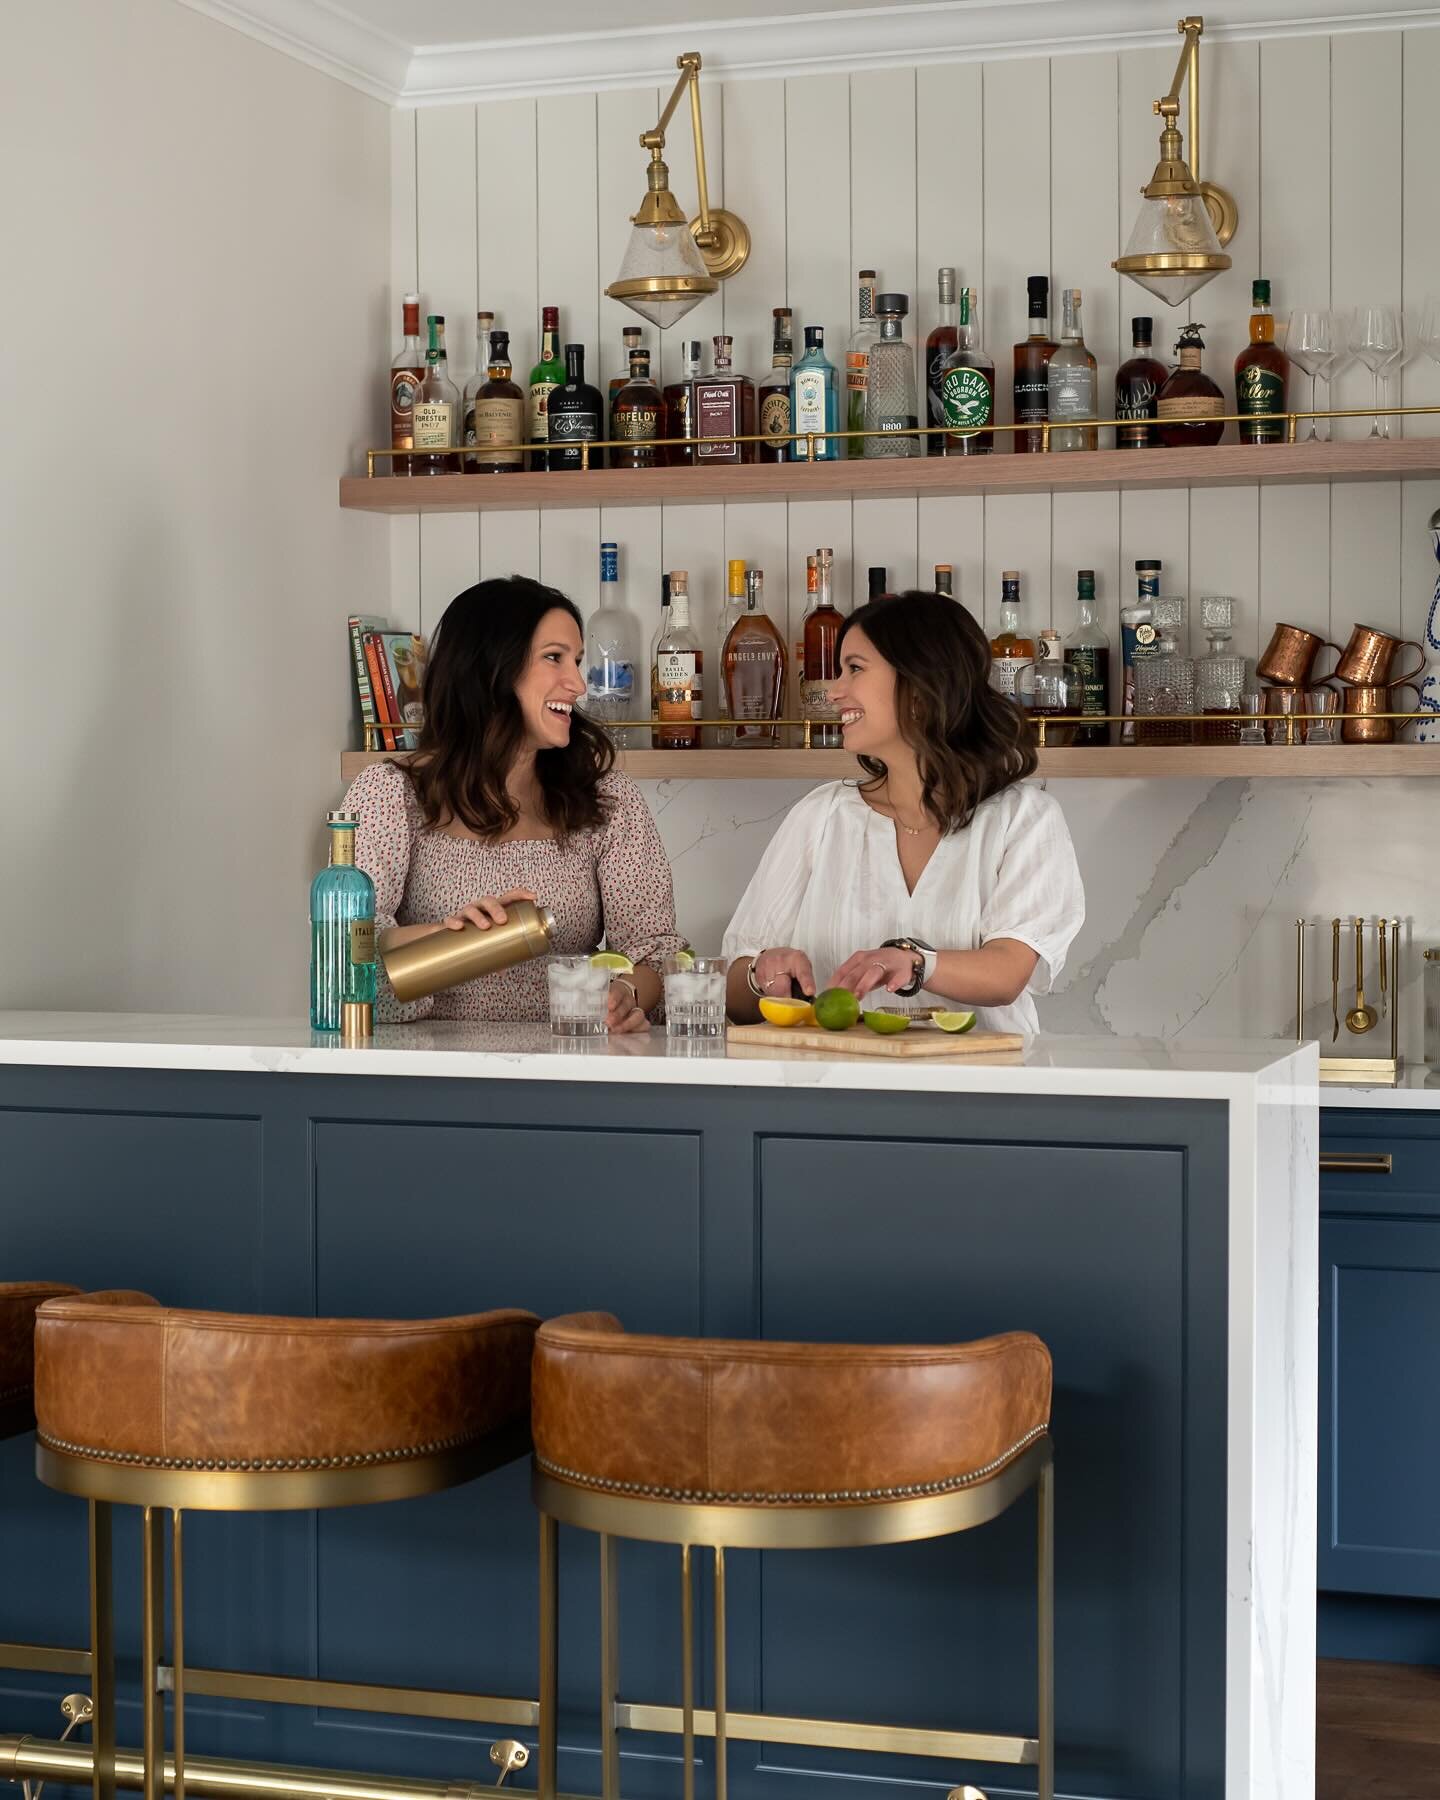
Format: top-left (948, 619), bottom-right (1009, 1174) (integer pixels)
top-left (1284, 309), bottom-right (1335, 442)
top-left (1347, 305), bottom-right (1402, 438)
top-left (1419, 298), bottom-right (1440, 370)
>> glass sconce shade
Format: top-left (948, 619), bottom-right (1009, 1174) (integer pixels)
top-left (607, 217), bottom-right (716, 328)
top-left (1116, 191), bottom-right (1231, 306)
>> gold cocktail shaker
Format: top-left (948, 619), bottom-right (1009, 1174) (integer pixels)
top-left (383, 899), bottom-right (556, 1003)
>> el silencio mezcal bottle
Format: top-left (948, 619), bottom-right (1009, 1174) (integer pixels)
top-left (310, 811), bottom-right (377, 1033)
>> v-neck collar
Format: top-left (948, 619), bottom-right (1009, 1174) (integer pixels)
top-left (851, 787), bottom-right (941, 902)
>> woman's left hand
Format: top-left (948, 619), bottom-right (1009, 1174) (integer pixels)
top-left (607, 977), bottom-right (650, 1034)
top-left (831, 945), bottom-right (920, 1001)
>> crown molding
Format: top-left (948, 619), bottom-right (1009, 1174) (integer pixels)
top-left (173, 0), bottom-right (1440, 108)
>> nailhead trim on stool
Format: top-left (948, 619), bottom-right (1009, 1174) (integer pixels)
top-left (535, 1421), bottom-right (1049, 1506)
top-left (35, 1425), bottom-right (492, 1474)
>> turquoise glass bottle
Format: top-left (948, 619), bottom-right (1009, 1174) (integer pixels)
top-left (309, 811), bottom-right (377, 1031)
top-left (789, 326), bottom-right (840, 461)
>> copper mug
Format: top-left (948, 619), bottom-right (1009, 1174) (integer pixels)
top-left (1341, 679), bottom-right (1421, 744)
top-left (1256, 622), bottom-right (1342, 688)
top-left (1334, 623), bottom-right (1426, 688)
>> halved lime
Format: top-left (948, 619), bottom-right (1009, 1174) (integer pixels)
top-left (813, 987), bottom-right (861, 1032)
top-left (590, 951), bottom-right (635, 974)
top-left (861, 1010), bottom-right (911, 1035)
top-left (932, 1010), bottom-right (977, 1034)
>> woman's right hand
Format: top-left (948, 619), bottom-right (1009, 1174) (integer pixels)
top-left (751, 946), bottom-right (816, 1001)
top-left (440, 889), bottom-right (538, 931)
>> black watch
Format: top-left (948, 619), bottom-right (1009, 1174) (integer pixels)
top-left (881, 937), bottom-right (936, 999)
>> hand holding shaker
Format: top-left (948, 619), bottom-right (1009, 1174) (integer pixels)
top-left (383, 899), bottom-right (556, 1002)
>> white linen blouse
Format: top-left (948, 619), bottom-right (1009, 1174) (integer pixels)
top-left (721, 779), bottom-right (1085, 1036)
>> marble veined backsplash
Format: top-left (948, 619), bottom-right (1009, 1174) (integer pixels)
top-left (638, 776), bottom-right (1438, 1061)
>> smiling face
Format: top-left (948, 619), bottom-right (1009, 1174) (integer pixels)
top-left (831, 625), bottom-right (902, 758)
top-left (514, 607), bottom-right (587, 752)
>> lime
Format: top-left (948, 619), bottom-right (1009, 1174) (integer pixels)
top-left (932, 1010), bottom-right (977, 1034)
top-left (861, 1010), bottom-right (911, 1035)
top-left (759, 998), bottom-right (815, 1028)
top-left (590, 951), bottom-right (635, 974)
top-left (813, 987), bottom-right (861, 1032)
top-left (672, 949), bottom-right (695, 969)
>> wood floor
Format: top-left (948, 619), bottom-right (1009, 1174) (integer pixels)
top-left (1319, 1659), bottom-right (1440, 1799)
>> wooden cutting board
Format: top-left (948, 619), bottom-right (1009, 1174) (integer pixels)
top-left (726, 1022), bottom-right (1024, 1058)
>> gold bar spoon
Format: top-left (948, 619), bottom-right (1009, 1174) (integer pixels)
top-left (1346, 917), bottom-right (1378, 1035)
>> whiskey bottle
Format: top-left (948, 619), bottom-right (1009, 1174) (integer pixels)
top-left (723, 568), bottom-right (787, 747)
top-left (585, 542), bottom-right (639, 730)
top-left (649, 571), bottom-right (671, 739)
top-left (607, 326), bottom-right (644, 421)
top-left (989, 572), bottom-right (1036, 699)
top-left (845, 269), bottom-right (879, 458)
top-left (1047, 289), bottom-right (1098, 452)
top-left (1235, 279), bottom-right (1288, 445)
top-left (663, 339), bottom-right (702, 466)
top-left (462, 310), bottom-right (494, 472)
top-left (610, 349), bottom-right (666, 470)
top-left (1157, 324), bottom-right (1224, 446)
top-left (934, 564), bottom-right (954, 600)
top-left (924, 267), bottom-right (958, 456)
top-left (468, 328), bottom-right (525, 473)
top-left (1114, 317), bottom-right (1167, 449)
top-left (413, 315), bottom-right (461, 475)
top-left (546, 344), bottom-right (606, 471)
top-left (793, 553), bottom-right (816, 725)
top-left (1120, 560), bottom-right (1162, 744)
top-left (656, 570), bottom-right (703, 750)
top-left (695, 335), bottom-right (755, 464)
top-left (757, 308), bottom-right (795, 463)
top-left (940, 286), bottom-right (994, 455)
top-left (868, 567), bottom-right (888, 601)
top-left (1063, 568), bottom-right (1111, 747)
top-left (527, 306), bottom-right (564, 469)
top-left (714, 558), bottom-right (748, 747)
top-left (389, 293), bottom-right (424, 476)
top-left (1013, 277), bottom-right (1055, 454)
top-left (791, 326), bottom-right (839, 460)
top-left (802, 548), bottom-right (843, 747)
top-left (309, 811), bottom-right (377, 1034)
top-left (864, 293), bottom-right (920, 457)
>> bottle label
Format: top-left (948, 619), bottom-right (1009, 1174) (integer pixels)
top-left (760, 389), bottom-right (791, 443)
top-left (845, 351), bottom-right (869, 393)
top-left (793, 369), bottom-right (828, 435)
top-left (1237, 365), bottom-right (1286, 438)
top-left (549, 408), bottom-right (598, 439)
top-left (473, 397), bottom-right (524, 464)
top-left (696, 385), bottom-right (740, 459)
top-left (990, 655), bottom-right (1031, 698)
top-left (941, 366), bottom-right (992, 435)
top-left (587, 660), bottom-right (635, 699)
top-left (463, 402), bottom-right (477, 448)
top-left (412, 400), bottom-right (453, 450)
top-left (658, 650), bottom-right (702, 730)
top-left (390, 367), bottom-right (423, 449)
top-left (529, 380), bottom-right (559, 441)
top-left (1066, 646), bottom-right (1107, 716)
top-left (801, 679), bottom-right (839, 722)
top-left (615, 406), bottom-right (660, 439)
top-left (1116, 375), bottom-right (1160, 446)
top-left (1049, 367), bottom-right (1096, 422)
top-left (1014, 376), bottom-right (1049, 427)
top-left (349, 918), bottom-right (377, 967)
top-left (1157, 391), bottom-right (1223, 419)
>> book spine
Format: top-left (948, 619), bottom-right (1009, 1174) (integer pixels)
top-left (364, 633), bottom-right (397, 752)
top-left (349, 617), bottom-right (378, 744)
top-left (374, 636), bottom-right (404, 754)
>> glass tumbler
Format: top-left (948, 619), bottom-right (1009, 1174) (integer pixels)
top-left (665, 955), bottom-right (728, 1039)
top-left (546, 955), bottom-right (610, 1037)
top-left (1305, 687), bottom-right (1341, 745)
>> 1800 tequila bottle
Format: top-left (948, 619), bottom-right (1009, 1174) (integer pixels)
top-left (310, 812), bottom-right (377, 1032)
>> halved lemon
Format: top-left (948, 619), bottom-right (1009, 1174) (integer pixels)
top-left (932, 1010), bottom-right (977, 1034)
top-left (590, 951), bottom-right (635, 974)
top-left (671, 949), bottom-right (695, 969)
top-left (861, 1010), bottom-right (911, 1035)
top-left (759, 998), bottom-right (815, 1028)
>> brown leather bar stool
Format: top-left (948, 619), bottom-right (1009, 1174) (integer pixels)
top-left (33, 1294), bottom-right (539, 1800)
top-left (532, 1313), bottom-right (1054, 1800)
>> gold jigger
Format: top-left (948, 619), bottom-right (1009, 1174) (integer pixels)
top-left (1256, 622), bottom-right (1342, 687)
top-left (1334, 623), bottom-right (1426, 688)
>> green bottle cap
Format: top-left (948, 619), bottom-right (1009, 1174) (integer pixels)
top-left (1252, 278), bottom-right (1271, 306)
top-left (1077, 569), bottom-right (1096, 600)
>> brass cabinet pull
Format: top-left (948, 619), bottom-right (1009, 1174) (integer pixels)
top-left (1319, 1153), bottom-right (1393, 1175)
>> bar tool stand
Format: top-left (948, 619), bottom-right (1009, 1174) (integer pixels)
top-left (1295, 916), bottom-right (1403, 1083)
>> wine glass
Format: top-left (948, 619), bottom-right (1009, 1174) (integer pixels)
top-left (1347, 305), bottom-right (1402, 438)
top-left (1419, 297), bottom-right (1440, 368)
top-left (1284, 309), bottom-right (1335, 442)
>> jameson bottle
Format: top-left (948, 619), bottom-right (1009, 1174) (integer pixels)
top-left (310, 812), bottom-right (376, 1035)
top-left (924, 267), bottom-right (959, 455)
top-left (389, 293), bottom-right (424, 476)
top-left (940, 286), bottom-right (994, 455)
top-left (1235, 278), bottom-right (1289, 445)
top-left (1115, 317), bottom-right (1167, 449)
top-left (845, 269), bottom-right (879, 458)
top-left (1013, 276), bottom-right (1055, 454)
top-left (527, 306), bottom-right (564, 467)
top-left (1063, 568), bottom-right (1111, 747)
top-left (758, 307), bottom-right (795, 462)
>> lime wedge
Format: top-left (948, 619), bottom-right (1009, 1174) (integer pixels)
top-left (672, 949), bottom-right (695, 969)
top-left (590, 951), bottom-right (635, 974)
top-left (861, 1010), bottom-right (911, 1036)
top-left (932, 1010), bottom-right (977, 1034)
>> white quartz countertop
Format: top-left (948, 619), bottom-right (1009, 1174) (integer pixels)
top-left (1319, 1068), bottom-right (1440, 1110)
top-left (0, 1011), bottom-right (1319, 1104)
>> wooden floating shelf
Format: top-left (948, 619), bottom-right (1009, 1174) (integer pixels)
top-left (340, 744), bottom-right (1440, 783)
top-left (339, 438), bottom-right (1440, 514)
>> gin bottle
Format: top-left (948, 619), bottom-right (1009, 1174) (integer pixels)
top-left (863, 293), bottom-right (919, 457)
top-left (310, 812), bottom-right (377, 1032)
top-left (584, 542), bottom-right (638, 730)
top-left (790, 325), bottom-right (839, 460)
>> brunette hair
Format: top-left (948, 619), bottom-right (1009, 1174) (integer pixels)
top-left (405, 576), bottom-right (615, 839)
top-left (836, 590), bottom-right (1036, 830)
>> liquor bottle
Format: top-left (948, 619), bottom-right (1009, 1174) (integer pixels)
top-left (468, 328), bottom-right (525, 474)
top-left (1013, 277), bottom-right (1055, 454)
top-left (1063, 568), bottom-right (1111, 747)
top-left (1195, 594), bottom-right (1246, 743)
top-left (1047, 289), bottom-right (1098, 452)
top-left (714, 558), bottom-right (748, 747)
top-left (793, 552), bottom-right (816, 724)
top-left (940, 286), bottom-right (995, 455)
top-left (584, 542), bottom-right (639, 730)
top-left (1235, 278), bottom-right (1288, 445)
top-left (802, 548), bottom-right (844, 748)
top-left (663, 339), bottom-right (702, 466)
top-left (607, 326), bottom-right (644, 420)
top-left (1115, 317), bottom-right (1168, 450)
top-left (309, 811), bottom-right (377, 1034)
top-left (989, 572), bottom-right (1036, 700)
top-left (934, 564), bottom-right (954, 599)
top-left (656, 570), bottom-right (702, 749)
top-left (757, 308), bottom-right (795, 463)
top-left (790, 326), bottom-right (840, 461)
top-left (1020, 630), bottom-right (1081, 746)
top-left (868, 567), bottom-right (888, 600)
top-left (1135, 596), bottom-right (1195, 744)
top-left (527, 306), bottom-right (564, 470)
top-left (1157, 324), bottom-right (1225, 447)
top-left (547, 344), bottom-right (606, 471)
top-left (695, 335), bottom-right (755, 464)
top-left (462, 310), bottom-right (495, 472)
top-left (389, 293), bottom-right (424, 476)
top-left (610, 349), bottom-right (666, 470)
top-left (924, 267), bottom-right (958, 456)
top-left (413, 315), bottom-right (461, 475)
top-left (1120, 560), bottom-right (1162, 744)
top-left (724, 567), bottom-right (787, 747)
top-left (845, 269), bottom-right (880, 458)
top-left (864, 293), bottom-right (919, 457)
top-left (649, 571), bottom-right (671, 739)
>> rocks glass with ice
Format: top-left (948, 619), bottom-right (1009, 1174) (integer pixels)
top-left (546, 955), bottom-right (610, 1036)
top-left (664, 956), bottom-right (728, 1039)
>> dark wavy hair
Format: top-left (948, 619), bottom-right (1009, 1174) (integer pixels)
top-left (405, 576), bottom-right (615, 839)
top-left (836, 590), bottom-right (1036, 831)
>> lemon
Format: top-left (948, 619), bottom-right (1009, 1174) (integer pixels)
top-left (672, 949), bottom-right (695, 969)
top-left (932, 1010), bottom-right (977, 1034)
top-left (861, 1010), bottom-right (911, 1035)
top-left (590, 951), bottom-right (635, 974)
top-left (759, 998), bottom-right (815, 1028)
top-left (813, 987), bottom-right (861, 1032)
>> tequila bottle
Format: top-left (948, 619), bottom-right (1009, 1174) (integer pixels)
top-left (584, 541), bottom-right (639, 730)
top-left (758, 308), bottom-right (795, 462)
top-left (845, 269), bottom-right (879, 457)
top-left (723, 568), bottom-right (787, 746)
top-left (989, 572), bottom-right (1035, 700)
top-left (790, 326), bottom-right (839, 460)
top-left (1115, 316), bottom-right (1167, 449)
top-left (940, 286), bottom-right (994, 455)
top-left (1135, 597), bottom-right (1195, 745)
top-left (309, 812), bottom-right (377, 1033)
top-left (1047, 288), bottom-right (1098, 452)
top-left (1195, 595), bottom-right (1246, 743)
top-left (1063, 568), bottom-right (1111, 747)
top-left (863, 293), bottom-right (919, 457)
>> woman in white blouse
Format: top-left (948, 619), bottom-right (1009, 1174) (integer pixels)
top-left (723, 588), bottom-right (1084, 1036)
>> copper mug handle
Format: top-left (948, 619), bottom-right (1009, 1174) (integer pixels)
top-left (1391, 639), bottom-right (1428, 686)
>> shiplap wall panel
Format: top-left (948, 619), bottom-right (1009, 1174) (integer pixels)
top-left (723, 78), bottom-right (787, 383)
top-left (1331, 32), bottom-right (1403, 441)
top-left (389, 108), bottom-right (421, 630)
top-left (1400, 29), bottom-right (1440, 694)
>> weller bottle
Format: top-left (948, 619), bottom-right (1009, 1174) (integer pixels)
top-left (310, 812), bottom-right (377, 1034)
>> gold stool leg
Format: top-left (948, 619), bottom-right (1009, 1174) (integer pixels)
top-left (712, 1547), bottom-right (727, 1800)
top-left (599, 1535), bottom-right (619, 1800)
top-left (171, 1512), bottom-right (185, 1800)
top-left (1037, 1460), bottom-right (1054, 1800)
top-left (140, 1509), bottom-right (164, 1800)
top-left (538, 1514), bottom-right (558, 1800)
top-left (679, 1547), bottom-right (694, 1800)
top-left (88, 1501), bottom-right (115, 1800)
